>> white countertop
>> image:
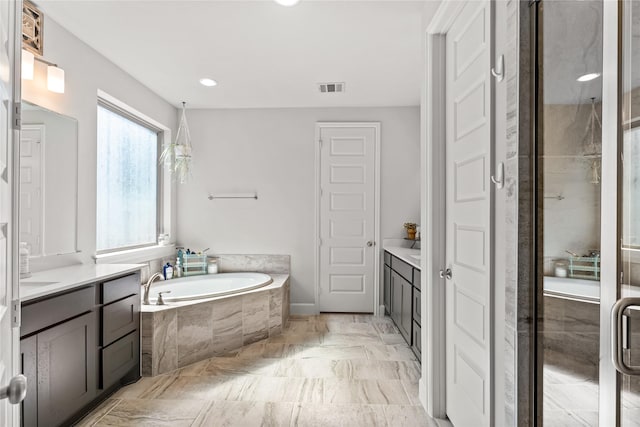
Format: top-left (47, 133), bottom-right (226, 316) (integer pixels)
top-left (383, 245), bottom-right (421, 269)
top-left (20, 263), bottom-right (144, 302)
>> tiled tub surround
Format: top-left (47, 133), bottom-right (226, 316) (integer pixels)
top-left (142, 274), bottom-right (290, 376)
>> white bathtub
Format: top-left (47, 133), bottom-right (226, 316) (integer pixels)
top-left (543, 276), bottom-right (600, 303)
top-left (149, 272), bottom-right (273, 302)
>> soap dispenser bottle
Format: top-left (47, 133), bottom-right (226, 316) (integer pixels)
top-left (163, 262), bottom-right (174, 280)
top-left (175, 257), bottom-right (183, 278)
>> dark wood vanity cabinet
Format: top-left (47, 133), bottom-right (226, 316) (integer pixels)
top-left (20, 272), bottom-right (141, 427)
top-left (383, 251), bottom-right (422, 360)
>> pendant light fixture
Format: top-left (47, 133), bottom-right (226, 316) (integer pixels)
top-left (160, 102), bottom-right (193, 183)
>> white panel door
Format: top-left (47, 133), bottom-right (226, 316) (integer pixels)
top-left (19, 125), bottom-right (43, 257)
top-left (0, 0), bottom-right (23, 425)
top-left (445, 2), bottom-right (492, 426)
top-left (318, 124), bottom-right (378, 313)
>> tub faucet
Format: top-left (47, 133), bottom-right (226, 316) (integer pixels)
top-left (143, 272), bottom-right (164, 305)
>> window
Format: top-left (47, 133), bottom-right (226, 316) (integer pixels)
top-left (96, 103), bottom-right (160, 253)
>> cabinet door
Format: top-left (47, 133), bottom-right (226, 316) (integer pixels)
top-left (383, 265), bottom-right (391, 315)
top-left (412, 321), bottom-right (421, 358)
top-left (391, 271), bottom-right (402, 326)
top-left (20, 336), bottom-right (37, 427)
top-left (37, 311), bottom-right (97, 427)
top-left (401, 280), bottom-right (413, 343)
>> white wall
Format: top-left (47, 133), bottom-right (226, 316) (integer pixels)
top-left (21, 18), bottom-right (178, 271)
top-left (177, 107), bottom-right (420, 308)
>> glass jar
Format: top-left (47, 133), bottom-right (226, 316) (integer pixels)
top-left (207, 259), bottom-right (218, 274)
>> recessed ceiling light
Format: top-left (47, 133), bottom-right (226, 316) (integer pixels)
top-left (577, 73), bottom-right (601, 82)
top-left (274, 0), bottom-right (300, 6)
top-left (199, 78), bottom-right (217, 87)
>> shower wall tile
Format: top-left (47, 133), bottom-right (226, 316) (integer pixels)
top-left (541, 296), bottom-right (599, 334)
top-left (177, 301), bottom-right (215, 367)
top-left (243, 292), bottom-right (270, 345)
top-left (216, 254), bottom-right (290, 274)
top-left (504, 325), bottom-right (516, 427)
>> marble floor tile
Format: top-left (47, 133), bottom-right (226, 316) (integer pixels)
top-left (379, 332), bottom-right (406, 345)
top-left (324, 321), bottom-right (378, 335)
top-left (149, 375), bottom-right (248, 401)
top-left (383, 405), bottom-right (439, 427)
top-left (321, 332), bottom-right (382, 346)
top-left (373, 321), bottom-right (400, 335)
top-left (80, 314), bottom-right (438, 426)
top-left (267, 331), bottom-right (323, 346)
top-left (289, 344), bottom-right (368, 360)
top-left (290, 403), bottom-right (387, 427)
top-left (323, 379), bottom-right (411, 405)
top-left (365, 344), bottom-right (419, 361)
top-left (192, 401), bottom-right (294, 427)
top-left (74, 398), bottom-right (121, 426)
top-left (402, 380), bottom-right (422, 406)
top-left (94, 399), bottom-right (206, 427)
top-left (239, 377), bottom-right (324, 403)
top-left (275, 358), bottom-right (338, 378)
top-left (111, 375), bottom-right (176, 400)
top-left (197, 356), bottom-right (281, 377)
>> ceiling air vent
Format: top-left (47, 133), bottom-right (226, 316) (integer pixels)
top-left (318, 82), bottom-right (345, 93)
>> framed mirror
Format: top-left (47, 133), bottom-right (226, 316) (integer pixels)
top-left (20, 101), bottom-right (78, 257)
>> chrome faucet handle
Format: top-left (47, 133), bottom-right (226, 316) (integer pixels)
top-left (156, 291), bottom-right (171, 306)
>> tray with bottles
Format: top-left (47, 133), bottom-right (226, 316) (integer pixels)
top-left (182, 254), bottom-right (207, 276)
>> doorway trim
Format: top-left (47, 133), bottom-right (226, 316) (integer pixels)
top-left (314, 122), bottom-right (381, 315)
top-left (422, 0), bottom-right (466, 418)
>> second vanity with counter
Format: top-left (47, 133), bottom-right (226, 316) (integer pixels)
top-left (20, 264), bottom-right (144, 427)
top-left (383, 246), bottom-right (421, 359)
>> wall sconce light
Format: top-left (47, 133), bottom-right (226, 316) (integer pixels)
top-left (22, 1), bottom-right (63, 93)
top-left (21, 49), bottom-right (34, 80)
top-left (21, 52), bottom-right (65, 94)
top-left (46, 64), bottom-right (64, 93)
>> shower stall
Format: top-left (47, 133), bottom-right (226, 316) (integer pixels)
top-left (534, 1), bottom-right (640, 425)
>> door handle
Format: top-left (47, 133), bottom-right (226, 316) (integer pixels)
top-left (366, 241), bottom-right (374, 247)
top-left (439, 268), bottom-right (452, 280)
top-left (612, 297), bottom-right (640, 375)
top-left (0, 374), bottom-right (27, 404)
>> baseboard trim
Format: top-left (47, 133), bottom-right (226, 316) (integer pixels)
top-left (378, 305), bottom-right (386, 317)
top-left (289, 303), bottom-right (318, 316)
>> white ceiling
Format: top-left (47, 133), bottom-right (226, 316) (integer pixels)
top-left (38, 0), bottom-right (428, 109)
top-left (543, 1), bottom-right (603, 105)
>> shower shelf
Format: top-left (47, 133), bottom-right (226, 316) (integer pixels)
top-left (568, 256), bottom-right (601, 281)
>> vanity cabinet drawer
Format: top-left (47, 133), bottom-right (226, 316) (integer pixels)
top-left (413, 268), bottom-right (421, 290)
top-left (21, 286), bottom-right (95, 337)
top-left (102, 294), bottom-right (139, 346)
top-left (391, 256), bottom-right (413, 283)
top-left (384, 251), bottom-right (391, 267)
top-left (101, 331), bottom-right (139, 390)
top-left (101, 273), bottom-right (140, 305)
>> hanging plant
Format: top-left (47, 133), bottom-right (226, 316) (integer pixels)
top-left (160, 101), bottom-right (193, 183)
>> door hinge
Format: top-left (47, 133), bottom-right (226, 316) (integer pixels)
top-left (11, 299), bottom-right (20, 328)
top-left (319, 238), bottom-right (322, 246)
top-left (319, 139), bottom-right (323, 147)
top-left (13, 102), bottom-right (20, 130)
